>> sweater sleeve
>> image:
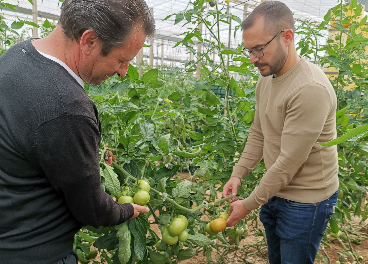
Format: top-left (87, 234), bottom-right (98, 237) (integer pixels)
top-left (32, 114), bottom-right (133, 227)
top-left (242, 83), bottom-right (333, 211)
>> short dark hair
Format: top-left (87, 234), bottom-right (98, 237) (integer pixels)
top-left (242, 1), bottom-right (294, 36)
top-left (59, 0), bottom-right (155, 56)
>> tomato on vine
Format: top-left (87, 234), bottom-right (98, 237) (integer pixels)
top-left (138, 180), bottom-right (150, 192)
top-left (178, 230), bottom-right (189, 242)
top-left (118, 196), bottom-right (134, 204)
top-left (133, 190), bottom-right (150, 205)
top-left (168, 218), bottom-right (186, 236)
top-left (205, 223), bottom-right (218, 236)
top-left (209, 218), bottom-right (227, 233)
top-left (219, 212), bottom-right (229, 221)
top-left (162, 230), bottom-right (178, 245)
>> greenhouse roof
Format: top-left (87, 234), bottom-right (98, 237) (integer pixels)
top-left (1, 0), bottom-right (360, 67)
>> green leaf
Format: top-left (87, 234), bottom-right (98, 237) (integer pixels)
top-left (142, 69), bottom-right (159, 85)
top-left (101, 165), bottom-right (120, 195)
top-left (168, 92), bottom-right (182, 101)
top-left (177, 248), bottom-right (197, 261)
top-left (43, 19), bottom-right (52, 28)
top-left (158, 213), bottom-right (171, 225)
top-left (23, 21), bottom-right (39, 27)
top-left (197, 106), bottom-right (216, 117)
top-left (172, 180), bottom-right (192, 198)
top-left (123, 160), bottom-right (142, 179)
top-left (175, 13), bottom-right (185, 24)
top-left (77, 231), bottom-right (98, 243)
top-left (110, 80), bottom-right (130, 94)
top-left (93, 231), bottom-right (119, 251)
top-left (11, 21), bottom-right (24, 29)
top-left (319, 124), bottom-right (368, 146)
top-left (205, 90), bottom-right (221, 106)
top-left (220, 49), bottom-right (239, 55)
top-left (193, 80), bottom-right (211, 92)
top-left (127, 64), bottom-right (139, 82)
top-left (188, 131), bottom-right (203, 140)
top-left (358, 143), bottom-right (368, 153)
top-left (4, 3), bottom-right (17, 10)
top-left (129, 214), bottom-right (149, 260)
top-left (346, 178), bottom-right (360, 191)
top-left (230, 77), bottom-right (245, 97)
top-left (188, 234), bottom-right (211, 247)
top-left (149, 250), bottom-right (167, 263)
top-left (329, 217), bottom-right (339, 233)
top-left (336, 106), bottom-right (349, 118)
top-left (157, 177), bottom-right (167, 193)
top-left (183, 94), bottom-right (191, 108)
top-left (157, 134), bottom-right (171, 154)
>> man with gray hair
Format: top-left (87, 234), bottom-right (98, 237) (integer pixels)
top-left (0, 0), bottom-right (154, 263)
top-left (223, 1), bottom-right (338, 263)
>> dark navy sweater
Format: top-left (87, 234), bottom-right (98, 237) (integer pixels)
top-left (0, 39), bottom-right (133, 263)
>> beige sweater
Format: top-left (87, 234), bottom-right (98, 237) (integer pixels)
top-left (232, 57), bottom-right (339, 211)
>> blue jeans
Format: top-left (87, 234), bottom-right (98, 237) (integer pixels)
top-left (259, 190), bottom-right (338, 264)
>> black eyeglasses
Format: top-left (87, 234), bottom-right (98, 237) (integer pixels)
top-left (242, 30), bottom-right (285, 58)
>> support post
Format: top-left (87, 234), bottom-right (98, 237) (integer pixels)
top-left (32, 0), bottom-right (38, 38)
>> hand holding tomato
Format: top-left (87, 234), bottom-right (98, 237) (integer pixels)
top-left (130, 203), bottom-right (149, 219)
top-left (223, 177), bottom-right (241, 202)
top-left (226, 200), bottom-right (251, 227)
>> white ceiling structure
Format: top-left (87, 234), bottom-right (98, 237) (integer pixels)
top-left (1, 0), bottom-right (347, 67)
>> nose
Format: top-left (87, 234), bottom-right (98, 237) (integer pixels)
top-left (116, 61), bottom-right (130, 78)
top-left (249, 53), bottom-right (260, 64)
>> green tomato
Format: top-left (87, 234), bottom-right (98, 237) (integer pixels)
top-left (338, 190), bottom-right (343, 199)
top-left (155, 240), bottom-right (167, 251)
top-left (118, 195), bottom-right (134, 204)
top-left (162, 230), bottom-right (178, 245)
top-left (330, 231), bottom-right (342, 238)
top-left (219, 212), bottom-right (229, 221)
top-left (236, 227), bottom-right (245, 235)
top-left (133, 190), bottom-right (150, 206)
top-left (205, 223), bottom-right (218, 236)
top-left (178, 230), bottom-right (189, 242)
top-left (176, 215), bottom-right (188, 228)
top-left (138, 180), bottom-right (150, 192)
top-left (168, 218), bottom-right (186, 236)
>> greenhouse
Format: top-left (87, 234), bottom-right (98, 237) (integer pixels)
top-left (0, 0), bottom-right (368, 263)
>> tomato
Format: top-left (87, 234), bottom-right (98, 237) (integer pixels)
top-left (168, 218), bottom-right (186, 236)
top-left (236, 227), bottom-right (245, 235)
top-left (138, 180), bottom-right (150, 192)
top-left (176, 215), bottom-right (188, 228)
top-left (338, 190), bottom-right (343, 199)
top-left (118, 195), bottom-right (134, 204)
top-left (155, 240), bottom-right (166, 251)
top-left (209, 218), bottom-right (226, 233)
top-left (133, 190), bottom-right (150, 205)
top-left (161, 224), bottom-right (168, 234)
top-left (330, 231), bottom-right (342, 238)
top-left (162, 230), bottom-right (178, 245)
top-left (219, 212), bottom-right (229, 221)
top-left (205, 223), bottom-right (218, 236)
top-left (178, 230), bottom-right (189, 242)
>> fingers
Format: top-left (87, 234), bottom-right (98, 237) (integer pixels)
top-left (130, 204), bottom-right (150, 219)
top-left (226, 200), bottom-right (250, 227)
top-left (104, 150), bottom-right (116, 165)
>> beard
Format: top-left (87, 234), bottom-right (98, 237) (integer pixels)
top-left (255, 42), bottom-right (288, 77)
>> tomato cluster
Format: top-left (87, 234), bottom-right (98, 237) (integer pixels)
top-left (117, 180), bottom-right (151, 206)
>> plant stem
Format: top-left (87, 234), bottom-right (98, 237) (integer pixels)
top-left (112, 161), bottom-right (232, 213)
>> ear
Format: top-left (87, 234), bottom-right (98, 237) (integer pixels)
top-left (78, 29), bottom-right (101, 55)
top-left (283, 29), bottom-right (294, 47)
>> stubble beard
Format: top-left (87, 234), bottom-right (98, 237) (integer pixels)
top-left (256, 43), bottom-right (288, 77)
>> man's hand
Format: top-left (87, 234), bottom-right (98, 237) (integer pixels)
top-left (226, 200), bottom-right (251, 227)
top-left (223, 177), bottom-right (241, 202)
top-left (104, 150), bottom-right (116, 166)
top-left (130, 204), bottom-right (149, 219)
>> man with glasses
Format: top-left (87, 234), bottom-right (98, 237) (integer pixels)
top-left (223, 1), bottom-right (338, 263)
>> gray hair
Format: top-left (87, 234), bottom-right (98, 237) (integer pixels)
top-left (59, 0), bottom-right (155, 56)
top-left (242, 1), bottom-right (294, 36)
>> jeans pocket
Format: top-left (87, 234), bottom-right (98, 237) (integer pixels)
top-left (321, 203), bottom-right (335, 235)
